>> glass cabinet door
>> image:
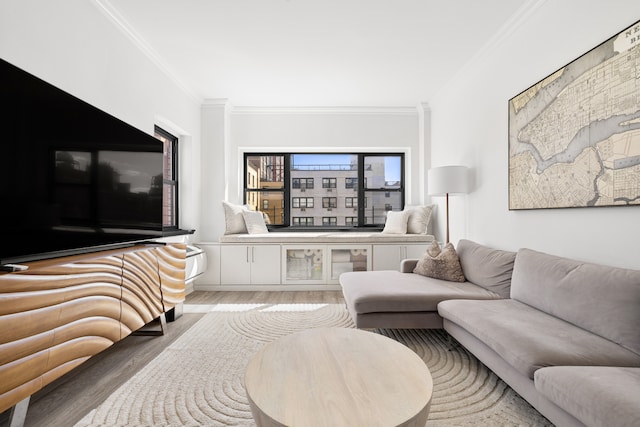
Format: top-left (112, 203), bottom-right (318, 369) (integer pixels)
top-left (328, 245), bottom-right (371, 283)
top-left (282, 246), bottom-right (326, 284)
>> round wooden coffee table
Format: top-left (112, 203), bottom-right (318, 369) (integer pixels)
top-left (244, 327), bottom-right (433, 427)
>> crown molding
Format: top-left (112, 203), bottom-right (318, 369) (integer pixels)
top-left (433, 0), bottom-right (548, 100)
top-left (230, 106), bottom-right (420, 115)
top-left (91, 0), bottom-right (201, 104)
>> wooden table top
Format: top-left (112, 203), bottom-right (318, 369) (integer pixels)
top-left (244, 327), bottom-right (433, 427)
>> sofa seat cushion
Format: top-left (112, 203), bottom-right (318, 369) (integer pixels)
top-left (438, 299), bottom-right (640, 379)
top-left (534, 366), bottom-right (640, 427)
top-left (340, 270), bottom-right (501, 314)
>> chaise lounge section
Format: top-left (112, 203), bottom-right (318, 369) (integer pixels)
top-left (340, 239), bottom-right (516, 328)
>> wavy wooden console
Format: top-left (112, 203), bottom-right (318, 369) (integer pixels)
top-left (0, 243), bottom-right (186, 418)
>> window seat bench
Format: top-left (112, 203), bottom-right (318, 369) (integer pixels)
top-left (195, 233), bottom-right (434, 291)
top-left (219, 232), bottom-right (435, 244)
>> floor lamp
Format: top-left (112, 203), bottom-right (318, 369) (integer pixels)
top-left (427, 166), bottom-right (469, 244)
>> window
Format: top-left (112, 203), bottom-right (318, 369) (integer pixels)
top-left (364, 154), bottom-right (403, 225)
top-left (322, 217), bottom-right (337, 226)
top-left (244, 153), bottom-right (404, 229)
top-left (292, 217), bottom-right (314, 226)
top-left (154, 126), bottom-right (178, 229)
top-left (322, 178), bottom-right (337, 189)
top-left (245, 155), bottom-right (285, 225)
top-left (292, 197), bottom-right (314, 208)
top-left (292, 178), bottom-right (314, 189)
top-left (322, 197), bottom-right (337, 208)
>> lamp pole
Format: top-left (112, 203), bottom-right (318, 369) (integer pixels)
top-left (445, 192), bottom-right (450, 244)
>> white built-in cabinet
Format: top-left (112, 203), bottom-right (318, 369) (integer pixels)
top-left (372, 244), bottom-right (429, 271)
top-left (220, 245), bottom-right (280, 285)
top-left (196, 240), bottom-right (431, 290)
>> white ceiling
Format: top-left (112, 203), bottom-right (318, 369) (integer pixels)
top-left (104, 0), bottom-right (529, 107)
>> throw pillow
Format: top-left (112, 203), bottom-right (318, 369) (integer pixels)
top-left (405, 205), bottom-right (434, 234)
top-left (222, 201), bottom-right (249, 234)
top-left (242, 210), bottom-right (269, 234)
top-left (413, 241), bottom-right (466, 282)
top-left (381, 210), bottom-right (410, 234)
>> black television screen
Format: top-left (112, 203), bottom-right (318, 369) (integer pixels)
top-left (1, 58), bottom-right (164, 265)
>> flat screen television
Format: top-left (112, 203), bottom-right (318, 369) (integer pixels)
top-left (0, 58), bottom-right (165, 266)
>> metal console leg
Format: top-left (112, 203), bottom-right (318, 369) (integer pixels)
top-left (9, 396), bottom-right (30, 427)
top-left (132, 312), bottom-right (167, 336)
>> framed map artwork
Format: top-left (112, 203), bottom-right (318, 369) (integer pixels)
top-left (508, 19), bottom-right (640, 210)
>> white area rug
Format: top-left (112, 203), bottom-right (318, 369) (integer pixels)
top-left (76, 304), bottom-right (552, 426)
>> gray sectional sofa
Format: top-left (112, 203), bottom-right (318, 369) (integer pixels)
top-left (340, 240), bottom-right (640, 427)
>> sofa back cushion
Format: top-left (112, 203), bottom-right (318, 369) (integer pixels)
top-left (456, 239), bottom-right (516, 298)
top-left (511, 248), bottom-right (640, 355)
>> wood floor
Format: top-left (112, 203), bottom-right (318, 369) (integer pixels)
top-left (1, 291), bottom-right (344, 427)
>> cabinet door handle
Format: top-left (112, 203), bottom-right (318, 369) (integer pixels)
top-left (252, 247), bottom-right (255, 263)
top-left (246, 247), bottom-right (250, 263)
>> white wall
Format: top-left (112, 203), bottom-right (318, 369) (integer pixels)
top-left (430, 0), bottom-right (640, 269)
top-left (197, 106), bottom-right (426, 239)
top-left (0, 0), bottom-right (202, 240)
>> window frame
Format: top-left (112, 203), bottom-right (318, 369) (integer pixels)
top-left (154, 126), bottom-right (179, 231)
top-left (292, 197), bottom-right (314, 208)
top-left (345, 197), bottom-right (358, 208)
top-left (322, 197), bottom-right (337, 209)
top-left (322, 217), bottom-right (337, 226)
top-left (322, 177), bottom-right (337, 189)
top-left (292, 177), bottom-right (314, 189)
top-left (243, 152), bottom-right (404, 231)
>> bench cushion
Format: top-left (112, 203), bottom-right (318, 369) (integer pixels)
top-left (438, 299), bottom-right (640, 379)
top-left (340, 270), bottom-right (501, 314)
top-left (219, 232), bottom-right (434, 244)
top-left (535, 366), bottom-right (640, 427)
top-left (511, 248), bottom-right (640, 355)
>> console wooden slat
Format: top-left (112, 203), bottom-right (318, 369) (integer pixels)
top-left (122, 250), bottom-right (164, 325)
top-left (155, 245), bottom-right (186, 309)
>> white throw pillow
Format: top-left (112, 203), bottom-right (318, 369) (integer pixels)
top-left (242, 210), bottom-right (269, 234)
top-left (222, 201), bottom-right (249, 234)
top-left (381, 210), bottom-right (409, 234)
top-left (405, 205), bottom-right (435, 234)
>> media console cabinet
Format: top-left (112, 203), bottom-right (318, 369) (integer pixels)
top-left (0, 243), bottom-right (186, 425)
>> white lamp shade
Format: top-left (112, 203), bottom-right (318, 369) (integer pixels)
top-left (427, 165), bottom-right (469, 195)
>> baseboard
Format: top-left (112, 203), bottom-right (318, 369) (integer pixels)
top-left (193, 284), bottom-right (342, 292)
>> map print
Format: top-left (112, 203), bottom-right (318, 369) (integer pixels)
top-left (509, 20), bottom-right (640, 209)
